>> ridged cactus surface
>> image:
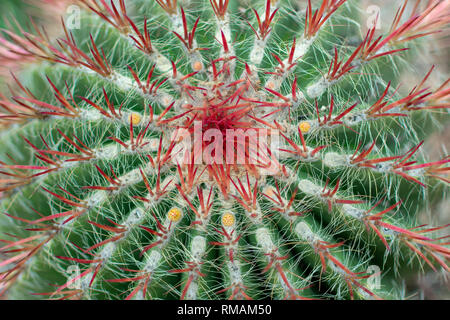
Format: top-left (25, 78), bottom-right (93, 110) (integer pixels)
top-left (0, 0), bottom-right (449, 300)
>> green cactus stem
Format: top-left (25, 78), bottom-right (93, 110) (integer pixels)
top-left (0, 0), bottom-right (449, 300)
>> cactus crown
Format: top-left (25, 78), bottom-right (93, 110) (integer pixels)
top-left (0, 0), bottom-right (449, 300)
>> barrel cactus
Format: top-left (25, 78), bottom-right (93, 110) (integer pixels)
top-left (0, 0), bottom-right (449, 300)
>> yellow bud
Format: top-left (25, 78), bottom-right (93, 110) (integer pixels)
top-left (193, 61), bottom-right (203, 71)
top-left (168, 207), bottom-right (182, 222)
top-left (299, 121), bottom-right (311, 133)
top-left (130, 113), bottom-right (142, 126)
top-left (221, 212), bottom-right (235, 227)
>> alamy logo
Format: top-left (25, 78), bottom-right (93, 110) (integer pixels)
top-left (366, 265), bottom-right (381, 290)
top-left (66, 5), bottom-right (81, 30)
top-left (366, 5), bottom-right (381, 30)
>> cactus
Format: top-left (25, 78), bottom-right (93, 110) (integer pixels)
top-left (0, 0), bottom-right (74, 82)
top-left (0, 0), bottom-right (449, 300)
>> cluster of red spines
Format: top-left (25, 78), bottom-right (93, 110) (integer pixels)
top-left (173, 8), bottom-right (203, 52)
top-left (320, 178), bottom-right (364, 212)
top-left (107, 267), bottom-right (153, 300)
top-left (63, 33), bottom-right (114, 77)
top-left (325, 47), bottom-right (360, 82)
top-left (210, 0), bottom-right (230, 20)
top-left (248, 0), bottom-right (278, 41)
top-left (86, 219), bottom-right (127, 251)
top-left (266, 40), bottom-right (298, 78)
top-left (230, 174), bottom-right (259, 216)
top-left (314, 97), bottom-right (358, 130)
top-left (400, 66), bottom-right (450, 112)
top-left (262, 247), bottom-right (313, 300)
top-left (0, 162), bottom-right (33, 194)
top-left (0, 5), bottom-right (156, 81)
top-left (390, 142), bottom-right (450, 187)
top-left (0, 18), bottom-right (59, 68)
top-left (176, 160), bottom-right (204, 195)
top-left (207, 163), bottom-right (231, 198)
top-left (145, 135), bottom-right (177, 170)
top-left (398, 224), bottom-right (450, 273)
top-left (32, 207), bottom-right (134, 301)
top-left (171, 62), bottom-right (204, 95)
top-left (169, 261), bottom-right (206, 300)
top-left (262, 182), bottom-right (306, 218)
top-left (210, 226), bottom-right (241, 262)
top-left (81, 0), bottom-right (130, 34)
top-left (0, 77), bottom-right (39, 122)
top-left (216, 282), bottom-right (252, 300)
top-left (78, 0), bottom-right (155, 56)
top-left (139, 212), bottom-right (175, 255)
top-left (388, 0), bottom-right (450, 46)
top-left (3, 136), bottom-right (60, 177)
top-left (342, 270), bottom-right (381, 300)
top-left (54, 129), bottom-right (95, 162)
top-left (278, 123), bottom-right (327, 160)
top-left (312, 240), bottom-right (349, 276)
top-left (128, 64), bottom-right (168, 97)
top-left (210, 35), bottom-right (236, 79)
top-left (318, 1), bottom-right (450, 86)
top-left (361, 199), bottom-right (449, 272)
top-left (14, 77), bottom-right (81, 120)
top-left (262, 78), bottom-right (299, 111)
top-left (422, 156), bottom-right (450, 184)
top-left (1, 116), bottom-right (179, 196)
top-left (356, 25), bottom-right (409, 63)
top-left (34, 187), bottom-right (87, 226)
top-left (365, 82), bottom-right (431, 118)
top-left (55, 247), bottom-right (105, 288)
top-left (0, 28), bottom-right (35, 76)
top-left (349, 139), bottom-right (401, 169)
top-left (176, 187), bottom-right (214, 227)
top-left (304, 0), bottom-right (346, 39)
top-left (209, 226), bottom-right (251, 300)
top-left (134, 166), bottom-right (172, 204)
top-left (83, 165), bottom-right (123, 191)
top-left (0, 188), bottom-right (91, 298)
top-left (108, 116), bottom-right (153, 152)
top-left (0, 131), bottom-right (94, 194)
top-left (32, 267), bottom-right (94, 300)
top-left (304, 234), bottom-right (382, 300)
top-left (347, 139), bottom-right (450, 186)
top-left (155, 0), bottom-right (178, 15)
top-left (0, 211), bottom-right (59, 296)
